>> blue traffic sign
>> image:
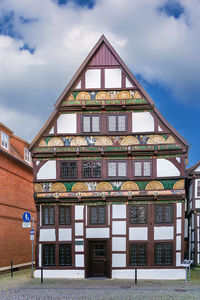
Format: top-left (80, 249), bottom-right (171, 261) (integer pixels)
top-left (30, 230), bottom-right (34, 235)
top-left (23, 212), bottom-right (31, 223)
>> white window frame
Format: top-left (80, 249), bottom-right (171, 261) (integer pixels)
top-left (1, 131), bottom-right (9, 150)
top-left (24, 148), bottom-right (31, 163)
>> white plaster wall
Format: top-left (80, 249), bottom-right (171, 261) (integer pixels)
top-left (176, 236), bottom-right (181, 251)
top-left (184, 218), bottom-right (188, 238)
top-left (58, 228), bottom-right (72, 241)
top-left (176, 219), bottom-right (182, 234)
top-left (75, 254), bottom-right (84, 267)
top-left (176, 203), bottom-right (182, 218)
top-left (86, 228), bottom-right (109, 238)
top-left (197, 215), bottom-right (200, 227)
top-left (157, 159), bottom-right (180, 177)
top-left (192, 214), bottom-right (194, 230)
top-left (85, 69), bottom-right (101, 89)
top-left (112, 254), bottom-right (126, 267)
top-left (154, 226), bottom-right (174, 240)
top-left (132, 112), bottom-right (154, 132)
top-left (198, 254), bottom-right (200, 264)
top-left (197, 229), bottom-right (200, 242)
top-left (112, 221), bottom-right (126, 235)
top-left (57, 113), bottom-right (77, 134)
top-left (39, 229), bottom-right (56, 242)
top-left (39, 244), bottom-right (41, 267)
top-left (176, 253), bottom-right (181, 266)
top-left (129, 227), bottom-right (148, 241)
top-left (34, 270), bottom-right (85, 279)
top-left (158, 125), bottom-right (163, 132)
top-left (112, 237), bottom-right (126, 251)
top-left (40, 204), bottom-right (42, 227)
top-left (49, 126), bottom-right (54, 134)
top-left (75, 244), bottom-right (84, 252)
top-left (195, 200), bottom-right (200, 208)
top-left (75, 206), bottom-right (84, 220)
top-left (195, 166), bottom-right (200, 172)
top-left (195, 179), bottom-right (200, 198)
top-left (112, 205), bottom-right (126, 219)
top-left (75, 81), bottom-right (81, 89)
top-left (112, 269), bottom-right (185, 280)
top-left (105, 68), bottom-right (121, 88)
top-left (126, 77), bottom-right (133, 88)
top-left (37, 161), bottom-right (56, 180)
top-left (75, 223), bottom-right (84, 236)
top-left (108, 205), bottom-right (110, 226)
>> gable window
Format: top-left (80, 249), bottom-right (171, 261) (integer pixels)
top-left (108, 161), bottom-right (127, 177)
top-left (43, 206), bottom-right (55, 226)
top-left (1, 132), bottom-right (9, 150)
top-left (197, 181), bottom-right (200, 197)
top-left (82, 115), bottom-right (100, 133)
top-left (59, 206), bottom-right (71, 225)
top-left (43, 244), bottom-right (55, 266)
top-left (155, 243), bottom-right (173, 266)
top-left (108, 115), bottom-right (126, 132)
top-left (24, 148), bottom-right (31, 163)
top-left (130, 244), bottom-right (147, 266)
top-left (59, 244), bottom-right (72, 266)
top-left (60, 162), bottom-right (77, 179)
top-left (134, 161), bottom-right (151, 177)
top-left (130, 205), bottom-right (147, 224)
top-left (89, 206), bottom-right (106, 225)
top-left (83, 161), bottom-right (101, 178)
top-left (155, 204), bottom-right (173, 224)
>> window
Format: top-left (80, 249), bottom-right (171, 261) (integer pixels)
top-left (130, 244), bottom-right (147, 266)
top-left (155, 204), bottom-right (173, 224)
top-left (83, 162), bottom-right (101, 178)
top-left (130, 205), bottom-right (147, 224)
top-left (134, 161), bottom-right (151, 177)
top-left (24, 148), bottom-right (31, 163)
top-left (197, 181), bottom-right (200, 197)
top-left (155, 243), bottom-right (173, 265)
top-left (60, 162), bottom-right (77, 179)
top-left (1, 131), bottom-right (9, 150)
top-left (108, 161), bottom-right (127, 177)
top-left (59, 244), bottom-right (72, 266)
top-left (43, 244), bottom-right (55, 266)
top-left (59, 206), bottom-right (71, 225)
top-left (90, 206), bottom-right (106, 225)
top-left (43, 206), bottom-right (55, 225)
top-left (82, 115), bottom-right (100, 133)
top-left (108, 115), bottom-right (126, 132)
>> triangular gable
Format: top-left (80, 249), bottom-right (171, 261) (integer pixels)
top-left (30, 34), bottom-right (188, 150)
top-left (187, 161), bottom-right (200, 175)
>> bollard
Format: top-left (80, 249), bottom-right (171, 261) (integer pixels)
top-left (41, 267), bottom-right (43, 284)
top-left (135, 267), bottom-right (137, 285)
top-left (11, 260), bottom-right (13, 278)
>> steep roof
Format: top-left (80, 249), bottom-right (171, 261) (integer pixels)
top-left (187, 160), bottom-right (200, 175)
top-left (30, 34), bottom-right (188, 150)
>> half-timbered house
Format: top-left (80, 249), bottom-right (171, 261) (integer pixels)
top-left (30, 35), bottom-right (188, 279)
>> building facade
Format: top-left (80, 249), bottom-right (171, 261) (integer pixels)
top-left (0, 123), bottom-right (36, 271)
top-left (186, 161), bottom-right (200, 266)
top-left (31, 36), bottom-right (188, 279)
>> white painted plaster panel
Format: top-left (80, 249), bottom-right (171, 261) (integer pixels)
top-left (126, 77), bottom-right (133, 88)
top-left (34, 270), bottom-right (85, 279)
top-left (176, 235), bottom-right (181, 251)
top-left (40, 204), bottom-right (42, 227)
top-left (112, 254), bottom-right (126, 267)
top-left (58, 228), bottom-right (72, 241)
top-left (158, 125), bottom-right (163, 132)
top-left (49, 126), bottom-right (54, 134)
top-left (112, 237), bottom-right (126, 251)
top-left (75, 206), bottom-right (84, 220)
top-left (85, 69), bottom-right (101, 89)
top-left (86, 228), bottom-right (109, 238)
top-left (198, 254), bottom-right (200, 264)
top-left (195, 166), bottom-right (200, 172)
top-left (36, 161), bottom-right (40, 166)
top-left (157, 159), bottom-right (180, 177)
top-left (37, 161), bottom-right (56, 180)
top-left (75, 81), bottom-right (81, 89)
top-left (154, 226), bottom-right (174, 240)
top-left (184, 218), bottom-right (188, 238)
top-left (75, 223), bottom-right (83, 236)
top-left (85, 206), bottom-right (87, 226)
top-left (176, 157), bottom-right (181, 163)
top-left (195, 179), bottom-right (200, 198)
top-left (197, 229), bottom-right (200, 242)
top-left (108, 205), bottom-right (110, 226)
top-left (112, 205), bottom-right (126, 219)
top-left (192, 231), bottom-right (194, 242)
top-left (112, 221), bottom-right (126, 235)
top-left (197, 215), bottom-right (200, 227)
top-left (198, 243), bottom-right (200, 252)
top-left (195, 200), bottom-right (200, 208)
top-left (105, 68), bottom-right (121, 88)
top-left (176, 252), bottom-right (181, 266)
top-left (129, 227), bottom-right (148, 241)
top-left (112, 269), bottom-right (185, 280)
top-left (39, 244), bottom-right (41, 267)
top-left (39, 229), bottom-right (56, 242)
top-left (176, 219), bottom-right (182, 234)
top-left (192, 214), bottom-right (194, 230)
top-left (132, 112), bottom-right (154, 132)
top-left (57, 114), bottom-right (76, 134)
top-left (176, 203), bottom-right (182, 218)
top-left (75, 254), bottom-right (84, 267)
top-left (75, 245), bottom-right (84, 252)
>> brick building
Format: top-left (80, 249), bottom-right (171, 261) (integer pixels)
top-left (0, 123), bottom-right (36, 271)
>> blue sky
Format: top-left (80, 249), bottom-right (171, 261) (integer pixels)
top-left (0, 0), bottom-right (199, 167)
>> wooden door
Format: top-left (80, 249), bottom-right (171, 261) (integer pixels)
top-left (89, 241), bottom-right (108, 277)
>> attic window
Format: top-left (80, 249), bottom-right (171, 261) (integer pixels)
top-left (24, 148), bottom-right (31, 163)
top-left (1, 131), bottom-right (9, 150)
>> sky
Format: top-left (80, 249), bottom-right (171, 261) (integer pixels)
top-left (0, 0), bottom-right (199, 167)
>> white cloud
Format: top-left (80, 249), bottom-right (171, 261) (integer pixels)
top-left (0, 0), bottom-right (199, 140)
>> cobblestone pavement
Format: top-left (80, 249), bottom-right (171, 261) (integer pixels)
top-left (0, 269), bottom-right (200, 299)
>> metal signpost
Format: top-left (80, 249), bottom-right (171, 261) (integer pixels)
top-left (22, 212), bottom-right (34, 279)
top-left (180, 260), bottom-right (193, 282)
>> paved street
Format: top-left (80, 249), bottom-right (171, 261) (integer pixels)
top-left (0, 269), bottom-right (200, 299)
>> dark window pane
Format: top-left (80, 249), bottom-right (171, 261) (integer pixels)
top-left (130, 244), bottom-right (137, 265)
top-left (139, 245), bottom-right (146, 266)
top-left (130, 206), bottom-right (138, 224)
top-left (70, 162), bottom-right (77, 177)
top-left (118, 115), bottom-right (126, 131)
top-left (43, 244), bottom-right (55, 266)
top-left (43, 207), bottom-right (54, 225)
top-left (130, 244), bottom-right (146, 266)
top-left (83, 116), bottom-right (90, 132)
top-left (61, 162), bottom-right (69, 178)
top-left (92, 116), bottom-right (100, 132)
top-left (130, 205), bottom-right (147, 224)
top-left (164, 205), bottom-right (173, 223)
top-left (155, 243), bottom-right (173, 266)
top-left (90, 206), bottom-right (106, 225)
top-left (93, 162), bottom-right (101, 177)
top-left (83, 162), bottom-right (91, 178)
top-left (108, 116), bottom-right (116, 131)
top-left (155, 206), bottom-right (163, 223)
top-left (49, 207), bottom-right (54, 225)
top-left (59, 244), bottom-right (72, 266)
top-left (138, 206), bottom-right (147, 224)
top-left (61, 162), bottom-right (77, 178)
top-left (59, 206), bottom-right (71, 225)
top-left (155, 244), bottom-right (163, 265)
top-left (155, 205), bottom-right (173, 224)
top-left (197, 181), bottom-right (200, 196)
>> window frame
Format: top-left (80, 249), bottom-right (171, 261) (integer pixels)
top-left (129, 205), bottom-right (148, 225)
top-left (133, 160), bottom-right (152, 177)
top-left (43, 244), bottom-right (55, 266)
top-left (129, 243), bottom-right (147, 266)
top-left (107, 160), bottom-right (127, 178)
top-left (24, 148), bottom-right (31, 163)
top-left (154, 204), bottom-right (173, 224)
top-left (59, 206), bottom-right (71, 225)
top-left (60, 161), bottom-right (77, 179)
top-left (154, 242), bottom-right (173, 266)
top-left (107, 114), bottom-right (127, 133)
top-left (42, 206), bottom-right (55, 226)
top-left (82, 161), bottom-right (101, 178)
top-left (82, 114), bottom-right (101, 133)
top-left (1, 131), bottom-right (9, 150)
top-left (89, 205), bottom-right (107, 225)
top-left (59, 243), bottom-right (72, 266)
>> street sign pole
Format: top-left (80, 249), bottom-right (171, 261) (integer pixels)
top-left (31, 217), bottom-right (34, 279)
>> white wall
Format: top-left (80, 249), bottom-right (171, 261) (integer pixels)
top-left (75, 223), bottom-right (84, 236)
top-left (195, 179), bottom-right (200, 198)
top-left (105, 68), bottom-right (121, 88)
top-left (176, 203), bottom-right (182, 218)
top-left (86, 228), bottom-right (109, 238)
top-left (34, 270), bottom-right (85, 279)
top-left (132, 112), bottom-right (154, 132)
top-left (85, 69), bottom-right (101, 89)
top-left (129, 227), bottom-right (148, 241)
top-left (176, 236), bottom-right (181, 251)
top-left (112, 254), bottom-right (126, 267)
top-left (176, 220), bottom-right (182, 234)
top-left (58, 228), bottom-right (72, 241)
top-left (112, 269), bottom-right (185, 280)
top-left (112, 221), bottom-right (126, 235)
top-left (75, 254), bottom-right (84, 267)
top-left (112, 205), bottom-right (126, 219)
top-left (154, 226), bottom-right (174, 240)
top-left (37, 161), bottom-right (56, 180)
top-left (39, 229), bottom-right (56, 242)
top-left (126, 77), bottom-right (133, 88)
top-left (75, 206), bottom-right (84, 220)
top-left (157, 159), bottom-right (180, 177)
top-left (112, 237), bottom-right (126, 251)
top-left (57, 114), bottom-right (76, 134)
